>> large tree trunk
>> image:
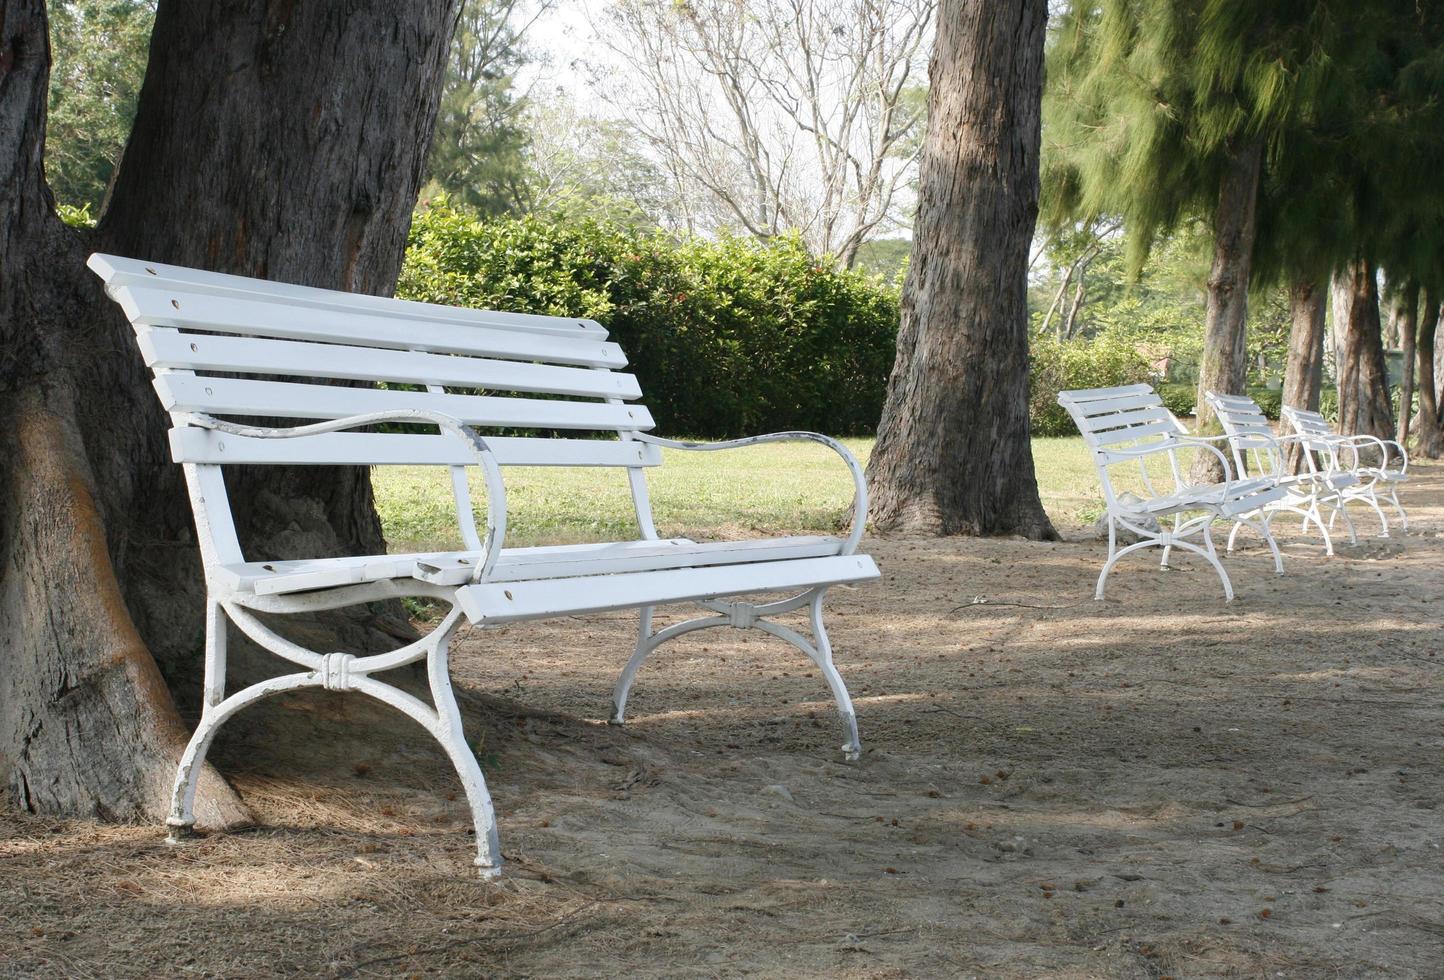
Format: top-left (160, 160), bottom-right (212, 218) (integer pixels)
top-left (1, 0), bottom-right (458, 823)
top-left (1191, 138), bottom-right (1263, 483)
top-left (1414, 291), bottom-right (1442, 458)
top-left (1394, 280), bottom-right (1419, 446)
top-left (866, 0), bottom-right (1054, 539)
top-left (1334, 260), bottom-right (1395, 439)
top-left (1281, 276), bottom-right (1326, 473)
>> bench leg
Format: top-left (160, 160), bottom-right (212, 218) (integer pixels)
top-left (609, 589), bottom-right (862, 760)
top-left (1227, 512), bottom-right (1283, 574)
top-left (1096, 516), bottom-right (1234, 602)
top-left (1384, 486), bottom-right (1408, 532)
top-left (1343, 489), bottom-right (1390, 537)
top-left (166, 602), bottom-right (503, 877)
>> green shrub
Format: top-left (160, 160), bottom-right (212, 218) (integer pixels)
top-left (1159, 383), bottom-right (1196, 418)
top-left (1248, 388), bottom-right (1282, 420)
top-left (1029, 336), bottom-right (1153, 437)
top-left (398, 202), bottom-right (899, 437)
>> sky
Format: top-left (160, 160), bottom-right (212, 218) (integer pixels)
top-left (518, 1), bottom-right (613, 110)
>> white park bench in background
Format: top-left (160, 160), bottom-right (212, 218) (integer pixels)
top-left (1281, 405), bottom-right (1409, 535)
top-left (1205, 391), bottom-right (1359, 555)
top-left (1058, 384), bottom-right (1289, 601)
top-left (89, 253), bottom-right (880, 877)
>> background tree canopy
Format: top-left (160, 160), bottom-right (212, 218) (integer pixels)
top-left (40, 0), bottom-right (1444, 445)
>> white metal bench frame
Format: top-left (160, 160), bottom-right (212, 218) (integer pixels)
top-left (90, 253), bottom-right (879, 877)
top-left (1281, 405), bottom-right (1409, 536)
top-left (1204, 391), bottom-right (1360, 555)
top-left (1058, 385), bottom-right (1289, 601)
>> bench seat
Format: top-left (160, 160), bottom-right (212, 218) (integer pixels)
top-left (1115, 477), bottom-right (1287, 520)
top-left (213, 534), bottom-right (859, 597)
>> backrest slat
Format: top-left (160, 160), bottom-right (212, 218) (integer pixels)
top-left (1091, 418), bottom-right (1180, 446)
top-left (1065, 390), bottom-right (1163, 416)
top-left (114, 284), bottom-right (627, 368)
top-left (1078, 405), bottom-right (1172, 435)
top-left (89, 252), bottom-right (606, 339)
top-left (1058, 382), bottom-right (1154, 402)
top-left (153, 375), bottom-right (654, 431)
top-left (139, 329), bottom-right (642, 400)
top-left (169, 429), bottom-right (663, 467)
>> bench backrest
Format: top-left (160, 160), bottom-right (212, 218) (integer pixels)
top-left (89, 253), bottom-right (662, 565)
top-left (1056, 384), bottom-right (1183, 455)
top-left (1204, 391), bottom-right (1281, 475)
top-left (1057, 384), bottom-right (1186, 507)
top-left (1280, 405), bottom-right (1335, 452)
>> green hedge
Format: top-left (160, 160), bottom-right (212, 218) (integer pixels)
top-left (397, 203), bottom-right (899, 437)
top-left (1029, 336), bottom-right (1153, 437)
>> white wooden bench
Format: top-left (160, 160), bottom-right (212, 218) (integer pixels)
top-left (1281, 405), bottom-right (1409, 536)
top-left (1058, 384), bottom-right (1289, 601)
top-left (89, 252), bottom-right (880, 877)
top-left (1204, 391), bottom-right (1360, 555)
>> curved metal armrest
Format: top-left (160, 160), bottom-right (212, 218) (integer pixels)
top-left (1162, 434), bottom-right (1237, 482)
top-left (181, 409), bottom-right (507, 583)
top-left (635, 431), bottom-right (868, 554)
top-left (1381, 438), bottom-right (1408, 473)
top-left (1094, 438), bottom-right (1236, 484)
top-left (1328, 433), bottom-right (1405, 473)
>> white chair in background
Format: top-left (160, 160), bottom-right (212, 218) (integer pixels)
top-left (1281, 405), bottom-right (1409, 536)
top-left (1205, 391), bottom-right (1359, 555)
top-left (1058, 384), bottom-right (1288, 601)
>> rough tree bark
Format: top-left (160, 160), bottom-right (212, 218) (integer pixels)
top-left (1191, 138), bottom-right (1263, 483)
top-left (1, 0), bottom-right (458, 823)
top-left (1414, 291), bottom-right (1442, 458)
top-left (867, 0), bottom-right (1055, 539)
top-left (1334, 260), bottom-right (1395, 439)
top-left (1394, 280), bottom-right (1419, 446)
top-left (1281, 276), bottom-right (1326, 473)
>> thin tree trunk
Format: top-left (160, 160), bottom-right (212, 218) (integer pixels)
top-left (2, 0), bottom-right (458, 822)
top-left (1191, 137), bottom-right (1263, 483)
top-left (1281, 276), bottom-right (1326, 473)
top-left (1414, 291), bottom-right (1442, 458)
top-left (1394, 279), bottom-right (1419, 446)
top-left (1063, 263), bottom-right (1086, 339)
top-left (1334, 260), bottom-right (1395, 440)
top-left (1041, 264), bottom-right (1074, 340)
top-left (867, 0), bottom-right (1054, 538)
top-left (1330, 273), bottom-right (1350, 384)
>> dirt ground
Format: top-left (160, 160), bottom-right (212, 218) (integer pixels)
top-left (4, 465), bottom-right (1443, 978)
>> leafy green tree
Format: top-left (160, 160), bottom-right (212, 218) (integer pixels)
top-left (424, 0), bottom-right (547, 214)
top-left (1046, 0), bottom-right (1444, 450)
top-left (44, 0), bottom-right (155, 210)
top-left (1044, 0), bottom-right (1349, 470)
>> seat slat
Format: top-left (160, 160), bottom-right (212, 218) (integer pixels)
top-left (88, 252), bottom-right (605, 339)
top-left (155, 375), bottom-right (655, 431)
top-left (139, 329), bottom-right (641, 400)
top-left (456, 555), bottom-right (881, 625)
top-left (169, 429), bottom-right (663, 467)
top-left (212, 536), bottom-right (850, 597)
top-left (114, 284), bottom-right (626, 367)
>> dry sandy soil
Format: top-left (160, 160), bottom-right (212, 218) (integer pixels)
top-left (4, 464), bottom-right (1443, 978)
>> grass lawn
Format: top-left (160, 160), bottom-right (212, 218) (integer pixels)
top-left (373, 435), bottom-right (1162, 551)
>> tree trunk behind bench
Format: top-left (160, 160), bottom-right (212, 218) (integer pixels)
top-left (1, 0), bottom-right (458, 824)
top-left (866, 0), bottom-right (1055, 539)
